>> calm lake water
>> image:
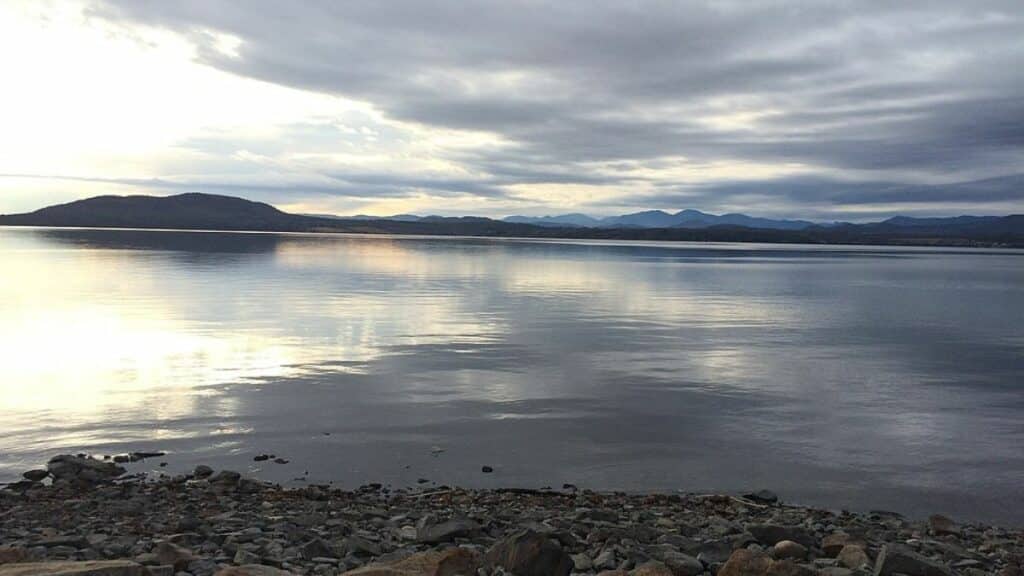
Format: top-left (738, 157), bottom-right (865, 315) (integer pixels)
top-left (1, 227), bottom-right (1022, 524)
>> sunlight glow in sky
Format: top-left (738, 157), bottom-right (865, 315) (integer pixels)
top-left (1, 1), bottom-right (1023, 219)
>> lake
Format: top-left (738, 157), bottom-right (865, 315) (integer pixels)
top-left (1, 227), bottom-right (1022, 524)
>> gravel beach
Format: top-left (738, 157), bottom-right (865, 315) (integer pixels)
top-left (1, 455), bottom-right (1021, 576)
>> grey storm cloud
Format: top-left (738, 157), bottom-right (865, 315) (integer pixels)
top-left (614, 174), bottom-right (1024, 213)
top-left (89, 0), bottom-right (1024, 214)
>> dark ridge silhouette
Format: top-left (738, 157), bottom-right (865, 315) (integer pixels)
top-left (1, 192), bottom-right (1022, 247)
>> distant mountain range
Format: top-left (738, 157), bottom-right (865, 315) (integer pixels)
top-left (504, 209), bottom-right (817, 230)
top-left (2, 193), bottom-right (1022, 248)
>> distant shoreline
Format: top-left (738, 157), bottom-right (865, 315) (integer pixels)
top-left (2, 193), bottom-right (1022, 249)
top-left (3, 223), bottom-right (1023, 250)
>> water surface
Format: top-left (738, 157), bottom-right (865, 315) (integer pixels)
top-left (1, 228), bottom-right (1022, 524)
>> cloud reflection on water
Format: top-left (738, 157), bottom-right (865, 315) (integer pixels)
top-left (0, 228), bottom-right (1022, 523)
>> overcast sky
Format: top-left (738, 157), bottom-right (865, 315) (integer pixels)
top-left (2, 1), bottom-right (1023, 219)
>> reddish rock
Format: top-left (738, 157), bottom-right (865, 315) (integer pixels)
top-left (772, 540), bottom-right (807, 560)
top-left (484, 530), bottom-right (572, 576)
top-left (0, 549), bottom-right (28, 566)
top-left (340, 548), bottom-right (480, 576)
top-left (836, 545), bottom-right (870, 569)
top-left (0, 561), bottom-right (147, 576)
top-left (718, 549), bottom-right (773, 576)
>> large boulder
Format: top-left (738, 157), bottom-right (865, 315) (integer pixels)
top-left (772, 541), bottom-right (807, 560)
top-left (46, 456), bottom-right (125, 484)
top-left (193, 465), bottom-right (214, 479)
top-left (153, 542), bottom-right (194, 572)
top-left (207, 471), bottom-right (241, 485)
top-left (0, 561), bottom-right (146, 576)
top-left (873, 544), bottom-right (952, 576)
top-left (718, 550), bottom-right (814, 576)
top-left (927, 515), bottom-right (960, 537)
top-left (339, 548), bottom-right (480, 576)
top-left (484, 529), bottom-right (573, 576)
top-left (660, 551), bottom-right (703, 576)
top-left (822, 534), bottom-right (851, 558)
top-left (836, 545), bottom-right (870, 569)
top-left (718, 549), bottom-right (773, 576)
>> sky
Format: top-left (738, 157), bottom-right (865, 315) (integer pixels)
top-left (1, 1), bottom-right (1023, 220)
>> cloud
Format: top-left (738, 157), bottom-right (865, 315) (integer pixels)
top-left (22, 1), bottom-right (1024, 215)
top-left (597, 173), bottom-right (1024, 220)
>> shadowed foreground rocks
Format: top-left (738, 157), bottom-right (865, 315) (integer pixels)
top-left (2, 455), bottom-right (1022, 576)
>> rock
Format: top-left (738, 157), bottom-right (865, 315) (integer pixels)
top-left (339, 548), bottom-right (479, 576)
top-left (630, 562), bottom-right (675, 576)
top-left (0, 561), bottom-right (147, 576)
top-left (481, 466), bottom-right (493, 473)
top-left (822, 534), bottom-right (851, 558)
top-left (836, 545), bottom-right (870, 569)
top-left (233, 551), bottom-right (260, 566)
top-left (208, 471), bottom-right (240, 485)
top-left (660, 551), bottom-right (703, 576)
top-left (766, 559), bottom-right (815, 576)
top-left (570, 553), bottom-right (593, 571)
top-left (695, 539), bottom-right (733, 565)
top-left (3, 480), bottom-right (41, 492)
top-left (299, 540), bottom-right (333, 561)
top-left (148, 566), bottom-right (174, 576)
top-left (747, 525), bottom-right (815, 548)
top-left (718, 550), bottom-right (816, 576)
top-left (34, 538), bottom-right (87, 549)
top-left (744, 490), bottom-right (779, 504)
top-left (0, 549), bottom-right (28, 566)
top-left (22, 470), bottom-right (48, 482)
top-left (214, 566), bottom-right (295, 576)
top-left (484, 529), bottom-right (573, 576)
top-left (253, 455), bottom-right (269, 462)
top-left (873, 544), bottom-right (952, 576)
top-left (342, 537), bottom-right (380, 558)
top-left (928, 515), bottom-right (959, 536)
top-left (772, 541), bottom-right (807, 560)
top-left (416, 518), bottom-right (481, 544)
top-left (576, 508), bottom-right (619, 523)
top-left (594, 549), bottom-right (617, 571)
top-left (718, 549), bottom-right (773, 576)
top-left (154, 543), bottom-right (195, 571)
top-left (46, 455), bottom-right (125, 483)
top-left (819, 568), bottom-right (853, 576)
top-left (192, 466), bottom-right (213, 478)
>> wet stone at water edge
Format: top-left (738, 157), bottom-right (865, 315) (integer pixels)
top-left (1, 460), bottom-right (1022, 576)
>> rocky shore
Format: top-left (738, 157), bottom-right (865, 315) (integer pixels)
top-left (1, 455), bottom-right (1021, 576)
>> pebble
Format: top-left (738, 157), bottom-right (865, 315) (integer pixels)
top-left (0, 457), bottom-right (1021, 576)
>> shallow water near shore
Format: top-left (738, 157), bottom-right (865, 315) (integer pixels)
top-left (1, 227), bottom-right (1022, 525)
